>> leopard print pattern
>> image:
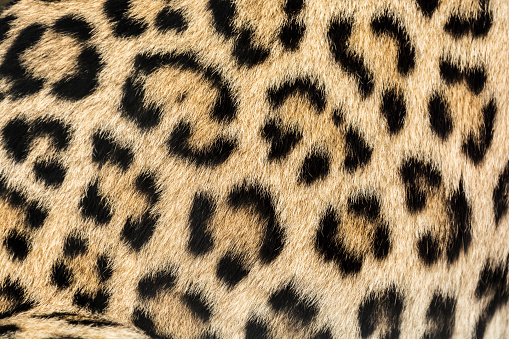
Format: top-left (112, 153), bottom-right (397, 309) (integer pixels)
top-left (0, 0), bottom-right (508, 338)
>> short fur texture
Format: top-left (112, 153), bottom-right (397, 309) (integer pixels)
top-left (0, 0), bottom-right (508, 338)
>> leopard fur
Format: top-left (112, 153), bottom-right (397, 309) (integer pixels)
top-left (0, 0), bottom-right (508, 338)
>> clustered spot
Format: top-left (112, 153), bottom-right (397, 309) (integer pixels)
top-left (462, 98), bottom-right (496, 165)
top-left (92, 131), bottom-right (134, 171)
top-left (371, 12), bottom-right (415, 75)
top-left (439, 57), bottom-right (487, 95)
top-left (268, 283), bottom-right (318, 325)
top-left (358, 287), bottom-right (404, 339)
top-left (267, 77), bottom-right (327, 113)
top-left (280, 0), bottom-right (306, 51)
top-left (261, 119), bottom-right (302, 161)
top-left (423, 292), bottom-right (456, 339)
top-left (73, 288), bottom-right (110, 314)
top-left (380, 88), bottom-right (406, 135)
top-left (428, 91), bottom-right (453, 140)
top-left (328, 16), bottom-right (374, 97)
top-left (444, 0), bottom-right (492, 38)
top-left (400, 157), bottom-right (442, 213)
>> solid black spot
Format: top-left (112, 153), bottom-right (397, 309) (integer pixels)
top-left (475, 261), bottom-right (507, 299)
top-left (233, 27), bottom-right (270, 67)
top-left (400, 157), bottom-right (442, 213)
top-left (446, 180), bottom-right (471, 263)
top-left (343, 127), bottom-right (372, 172)
top-left (0, 277), bottom-right (34, 319)
top-left (417, 232), bottom-right (440, 266)
top-left (381, 88), bottom-right (406, 135)
top-left (155, 7), bottom-right (188, 33)
top-left (0, 175), bottom-right (26, 208)
top-left (373, 223), bottom-right (391, 260)
top-left (462, 98), bottom-right (496, 165)
top-left (299, 150), bottom-right (330, 185)
top-left (168, 121), bottom-right (237, 167)
top-left (267, 77), bottom-right (326, 112)
top-left (208, 0), bottom-right (236, 38)
top-left (465, 66), bottom-right (487, 95)
top-left (261, 119), bottom-right (302, 161)
top-left (137, 269), bottom-right (177, 300)
top-left (63, 233), bottom-right (88, 258)
top-left (348, 194), bottom-right (380, 222)
top-left (439, 58), bottom-right (462, 85)
top-left (97, 254), bottom-right (113, 282)
top-left (0, 15), bottom-right (15, 43)
top-left (182, 290), bottom-right (213, 322)
top-left (120, 75), bottom-right (164, 129)
top-left (428, 92), bottom-right (453, 140)
top-left (328, 17), bottom-right (374, 97)
top-left (79, 181), bottom-right (113, 225)
top-left (371, 12), bottom-right (415, 75)
top-left (0, 324), bottom-right (19, 335)
top-left (268, 283), bottom-right (318, 325)
top-left (216, 253), bottom-right (249, 288)
top-left (493, 162), bottom-right (509, 225)
top-left (73, 288), bottom-right (110, 313)
top-left (66, 318), bottom-right (120, 328)
top-left (416, 0), bottom-right (439, 17)
top-left (283, 0), bottom-right (304, 16)
top-left (121, 212), bottom-right (157, 251)
top-left (245, 317), bottom-right (270, 339)
top-left (358, 287), bottom-right (404, 339)
top-left (51, 46), bottom-right (104, 101)
top-left (188, 192), bottom-right (215, 256)
top-left (25, 202), bottom-right (48, 229)
top-left (132, 308), bottom-right (170, 339)
top-left (315, 208), bottom-right (363, 275)
top-left (33, 160), bottom-right (66, 188)
top-left (103, 0), bottom-right (148, 38)
top-left (135, 171), bottom-right (161, 204)
top-left (92, 131), bottom-right (134, 171)
top-left (312, 328), bottom-right (333, 339)
top-left (332, 107), bottom-right (344, 127)
top-left (51, 261), bottom-right (73, 289)
top-left (227, 183), bottom-right (285, 263)
top-left (201, 331), bottom-right (220, 339)
top-left (423, 293), bottom-right (456, 339)
top-left (280, 19), bottom-right (305, 51)
top-left (0, 23), bottom-right (46, 98)
top-left (444, 1), bottom-right (492, 39)
top-left (1, 117), bottom-right (32, 162)
top-left (53, 15), bottom-right (93, 41)
top-left (4, 229), bottom-right (29, 261)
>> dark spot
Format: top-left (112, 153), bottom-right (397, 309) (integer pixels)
top-left (0, 324), bottom-right (19, 335)
top-left (73, 288), bottom-right (110, 313)
top-left (261, 119), bottom-right (302, 161)
top-left (312, 328), bottom-right (333, 339)
top-left (439, 58), bottom-right (462, 85)
top-left (1, 117), bottom-right (31, 162)
top-left (343, 127), bottom-right (372, 172)
top-left (168, 121), bottom-right (237, 167)
top-left (428, 92), bottom-right (453, 140)
top-left (299, 149), bottom-right (330, 185)
top-left (228, 183), bottom-right (285, 263)
top-left (137, 269), bottom-right (177, 300)
top-left (33, 160), bottom-right (66, 188)
top-left (348, 194), bottom-right (380, 222)
top-left (465, 66), bottom-right (487, 95)
top-left (216, 253), bottom-right (249, 288)
top-left (51, 261), bottom-right (73, 289)
top-left (416, 0), bottom-right (439, 17)
top-left (121, 212), bottom-right (158, 251)
top-left (0, 15), bottom-right (15, 43)
top-left (280, 20), bottom-right (305, 51)
top-left (92, 131), bottom-right (134, 171)
top-left (371, 12), bottom-right (415, 75)
top-left (423, 293), bottom-right (456, 339)
top-left (79, 181), bottom-right (113, 225)
top-left (462, 98), bottom-right (496, 165)
top-left (155, 7), bottom-right (187, 33)
top-left (120, 75), bottom-right (164, 129)
top-left (97, 254), bottom-right (113, 282)
top-left (0, 175), bottom-right (27, 208)
top-left (400, 157), bottom-right (442, 213)
top-left (267, 77), bottom-right (326, 113)
top-left (493, 162), bottom-right (509, 225)
top-left (283, 0), bottom-right (304, 16)
top-left (63, 233), bottom-right (88, 258)
top-left (245, 317), bottom-right (270, 339)
top-left (208, 0), bottom-right (236, 38)
top-left (0, 277), bottom-right (34, 319)
top-left (444, 0), bottom-right (492, 38)
top-left (417, 232), bottom-right (440, 266)
top-left (439, 57), bottom-right (487, 95)
top-left (135, 171), bottom-right (161, 204)
top-left (188, 192), bottom-right (215, 256)
top-left (268, 283), bottom-right (318, 325)
top-left (4, 229), bottom-right (30, 261)
top-left (25, 202), bottom-right (48, 229)
top-left (233, 27), bottom-right (270, 67)
top-left (381, 88), bottom-right (406, 135)
top-left (358, 287), bottom-right (404, 339)
top-left (182, 290), bottom-right (213, 322)
top-left (103, 0), bottom-right (148, 38)
top-left (373, 223), bottom-right (391, 260)
top-left (446, 180), bottom-right (471, 263)
top-left (53, 15), bottom-right (93, 41)
top-left (328, 16), bottom-right (374, 97)
top-left (315, 208), bottom-right (363, 275)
